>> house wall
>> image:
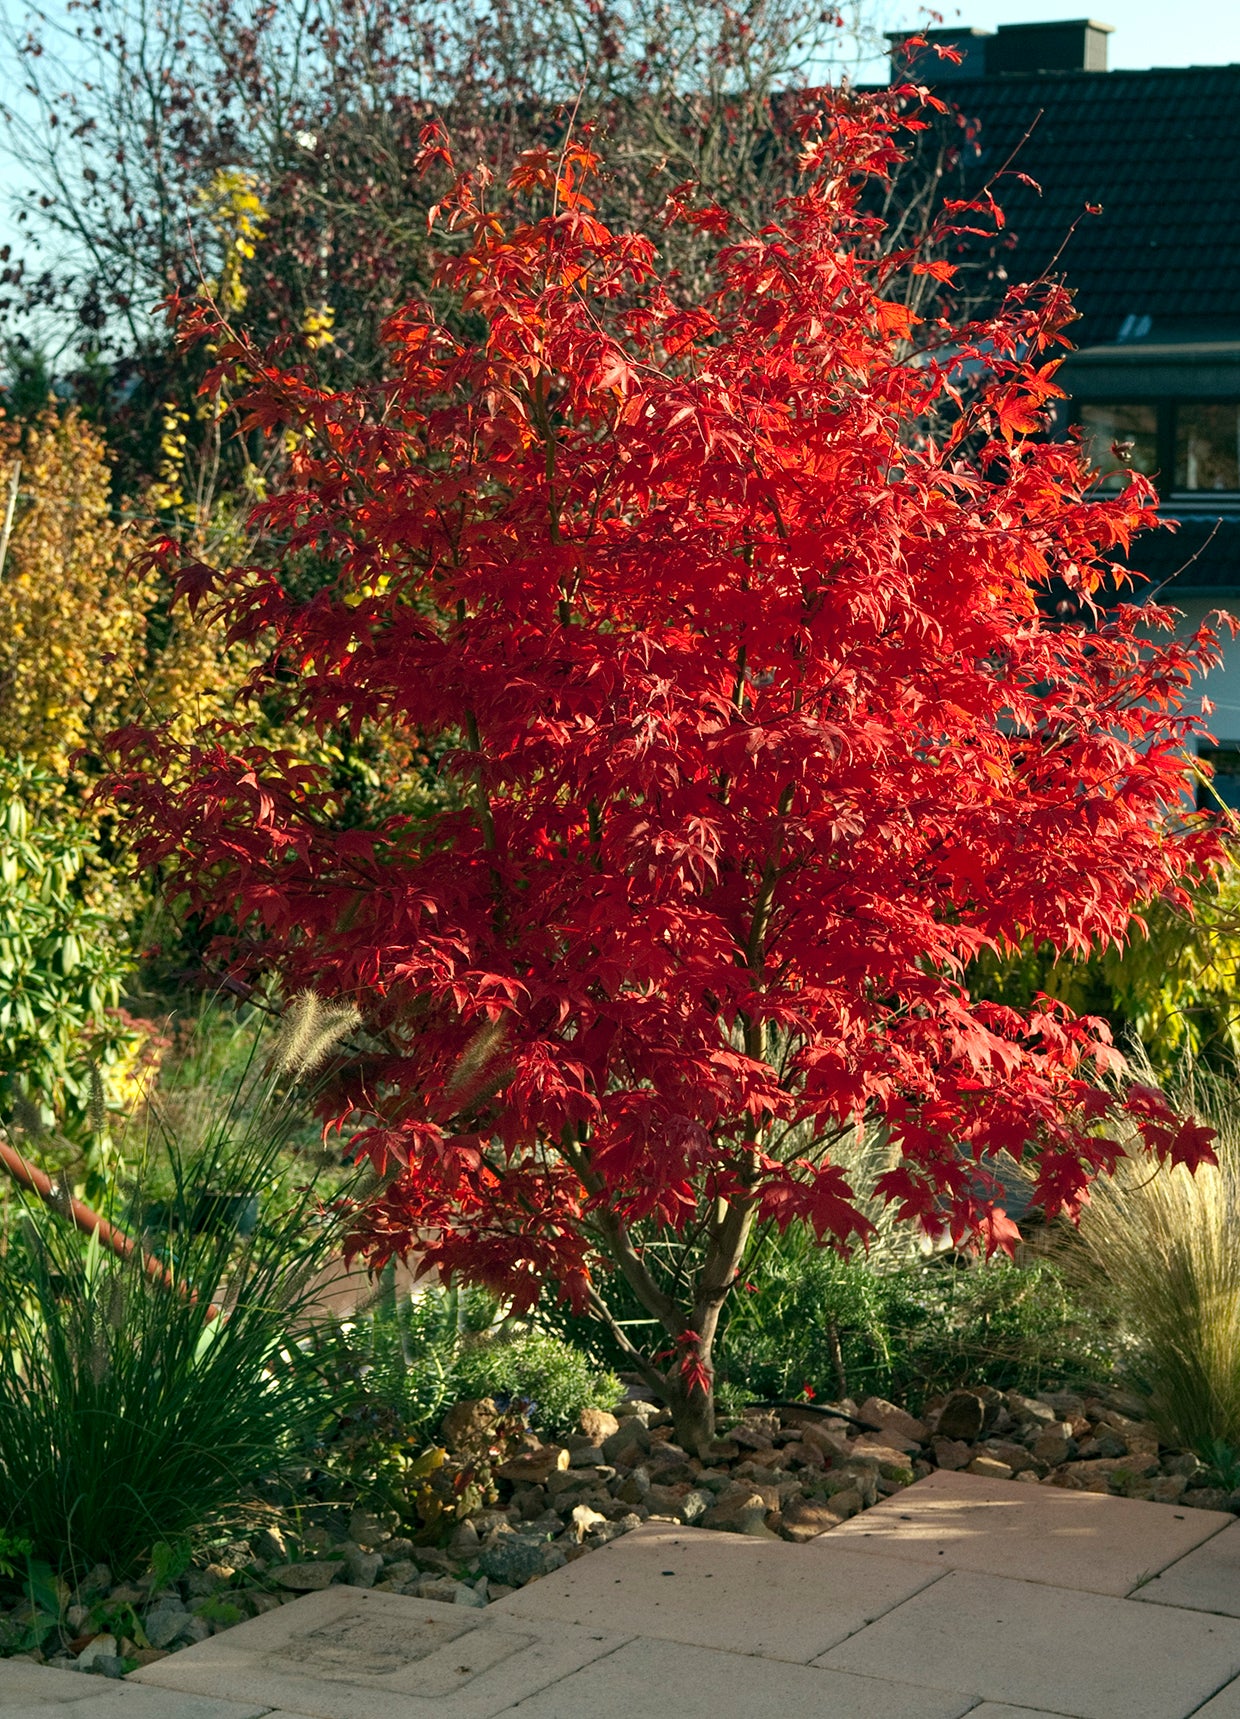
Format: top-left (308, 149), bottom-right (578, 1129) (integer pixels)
top-left (1172, 597), bottom-right (1240, 746)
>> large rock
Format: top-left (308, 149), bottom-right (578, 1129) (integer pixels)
top-left (679, 1488), bottom-right (713, 1524)
top-left (343, 1547), bottom-right (384, 1588)
top-left (496, 1445), bottom-right (570, 1484)
top-left (968, 1455), bottom-right (1013, 1480)
top-left (824, 1485), bottom-right (864, 1520)
top-left (982, 1439), bottom-right (1039, 1475)
top-left (936, 1391), bottom-right (986, 1441)
top-left (700, 1489), bottom-right (778, 1537)
top-left (645, 1482), bottom-right (692, 1517)
top-left (850, 1439), bottom-right (916, 1481)
top-left (579, 1407), bottom-right (621, 1443)
top-left (1032, 1423), bottom-right (1074, 1466)
top-left (780, 1496), bottom-right (841, 1542)
top-left (1005, 1392), bottom-right (1058, 1427)
top-left (857, 1396), bottom-right (928, 1444)
top-left (441, 1398), bottom-right (499, 1453)
top-left (932, 1437), bottom-right (972, 1471)
top-left (797, 1423), bottom-right (852, 1461)
top-left (603, 1422), bottom-right (651, 1464)
top-left (478, 1533), bottom-right (568, 1585)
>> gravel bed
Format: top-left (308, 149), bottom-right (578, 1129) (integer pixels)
top-left (5, 1380), bottom-right (1235, 1679)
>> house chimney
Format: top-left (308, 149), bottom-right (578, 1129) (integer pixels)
top-left (986, 19), bottom-right (1112, 75)
top-left (888, 19), bottom-right (1113, 82)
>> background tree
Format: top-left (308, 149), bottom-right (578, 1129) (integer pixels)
top-left (1, 0), bottom-right (932, 501)
top-left (110, 89), bottom-right (1225, 1451)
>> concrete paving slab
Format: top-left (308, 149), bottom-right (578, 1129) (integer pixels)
top-left (817, 1568), bottom-right (1240, 1719)
top-left (828, 1469), bottom-right (1230, 1595)
top-left (497, 1636), bottom-right (978, 1719)
top-left (1131, 1517), bottom-right (1240, 1615)
top-left (967, 1709), bottom-right (1086, 1718)
top-left (128, 1586), bottom-right (626, 1719)
top-left (0, 1659), bottom-right (270, 1717)
top-left (1181, 1669), bottom-right (1240, 1715)
top-left (489, 1521), bottom-right (946, 1662)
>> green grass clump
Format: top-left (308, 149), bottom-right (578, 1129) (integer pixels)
top-left (0, 1004), bottom-right (363, 1581)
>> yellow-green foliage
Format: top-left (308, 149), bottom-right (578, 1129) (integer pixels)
top-left (0, 409), bottom-right (148, 775)
top-left (1067, 1065), bottom-right (1240, 1459)
top-left (975, 868), bottom-right (1240, 1071)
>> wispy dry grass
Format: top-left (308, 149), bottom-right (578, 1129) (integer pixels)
top-left (1066, 1059), bottom-right (1240, 1458)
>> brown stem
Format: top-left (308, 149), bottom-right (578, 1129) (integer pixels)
top-left (0, 1139), bottom-right (221, 1321)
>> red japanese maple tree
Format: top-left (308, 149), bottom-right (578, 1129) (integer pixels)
top-left (112, 85), bottom-right (1226, 1449)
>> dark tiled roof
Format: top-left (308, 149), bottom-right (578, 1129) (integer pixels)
top-left (919, 66), bottom-right (1240, 347)
top-left (1127, 515), bottom-right (1240, 598)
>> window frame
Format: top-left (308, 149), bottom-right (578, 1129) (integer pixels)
top-left (1069, 398), bottom-right (1240, 502)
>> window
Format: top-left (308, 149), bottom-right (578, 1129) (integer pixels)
top-left (1197, 746), bottom-right (1240, 813)
top-left (1077, 402), bottom-right (1159, 491)
top-left (1175, 403), bottom-right (1240, 493)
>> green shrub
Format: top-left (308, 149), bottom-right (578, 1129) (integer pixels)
top-left (715, 1229), bottom-right (1111, 1411)
top-left (316, 1284), bottom-right (621, 1453)
top-left (455, 1329), bottom-right (621, 1439)
top-left (541, 1219), bottom-right (1112, 1415)
top-left (0, 759), bottom-right (139, 1147)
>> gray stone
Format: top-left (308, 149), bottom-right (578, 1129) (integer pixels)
top-left (143, 1596), bottom-right (191, 1649)
top-left (344, 1546), bottom-right (385, 1587)
top-left (699, 1490), bottom-right (776, 1537)
top-left (679, 1489), bottom-right (713, 1525)
top-left (478, 1533), bottom-right (568, 1586)
top-left (603, 1423), bottom-right (650, 1464)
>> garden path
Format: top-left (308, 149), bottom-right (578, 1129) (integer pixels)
top-left (7, 1474), bottom-right (1240, 1718)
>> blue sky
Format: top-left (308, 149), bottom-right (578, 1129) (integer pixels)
top-left (851, 0), bottom-right (1240, 80)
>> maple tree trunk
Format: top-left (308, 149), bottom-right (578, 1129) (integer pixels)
top-left (665, 1364), bottom-right (717, 1454)
top-left (590, 1192), bottom-right (754, 1456)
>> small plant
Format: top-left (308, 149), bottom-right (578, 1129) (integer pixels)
top-left (0, 1529), bottom-right (32, 1581)
top-left (455, 1328), bottom-right (621, 1440)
